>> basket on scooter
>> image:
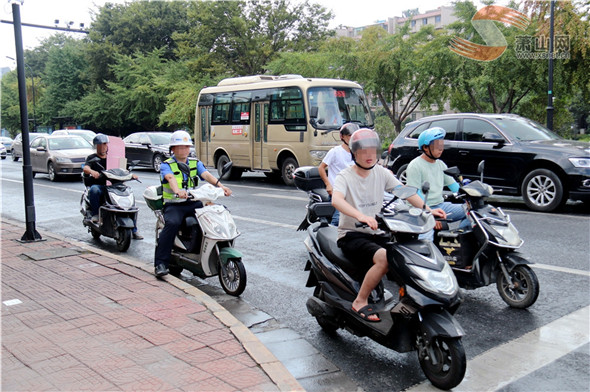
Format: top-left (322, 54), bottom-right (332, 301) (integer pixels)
top-left (437, 230), bottom-right (476, 269)
top-left (143, 185), bottom-right (164, 211)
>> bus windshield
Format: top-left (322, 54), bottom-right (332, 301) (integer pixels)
top-left (308, 87), bottom-right (374, 130)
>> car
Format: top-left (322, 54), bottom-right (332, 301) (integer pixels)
top-left (0, 136), bottom-right (13, 151)
top-left (385, 113), bottom-right (590, 212)
top-left (123, 132), bottom-right (195, 172)
top-left (29, 134), bottom-right (94, 181)
top-left (0, 144), bottom-right (6, 159)
top-left (52, 129), bottom-right (97, 145)
top-left (11, 132), bottom-right (42, 161)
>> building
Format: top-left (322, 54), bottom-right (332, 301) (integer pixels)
top-left (335, 6), bottom-right (458, 39)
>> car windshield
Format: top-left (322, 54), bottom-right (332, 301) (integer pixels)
top-left (493, 117), bottom-right (560, 141)
top-left (70, 131), bottom-right (96, 143)
top-left (148, 133), bottom-right (171, 145)
top-left (49, 137), bottom-right (92, 150)
top-left (308, 87), bottom-right (374, 130)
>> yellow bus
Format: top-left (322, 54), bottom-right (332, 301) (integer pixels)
top-left (195, 74), bottom-right (374, 185)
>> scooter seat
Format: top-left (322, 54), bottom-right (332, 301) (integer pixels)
top-left (316, 226), bottom-right (358, 275)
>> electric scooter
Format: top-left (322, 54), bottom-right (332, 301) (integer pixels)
top-left (299, 166), bottom-right (466, 390)
top-left (81, 159), bottom-right (139, 252)
top-left (143, 161), bottom-right (246, 296)
top-left (434, 161), bottom-right (540, 308)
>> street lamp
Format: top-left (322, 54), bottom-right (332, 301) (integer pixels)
top-left (6, 56), bottom-right (36, 131)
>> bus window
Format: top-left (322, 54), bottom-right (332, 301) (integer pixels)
top-left (212, 93), bottom-right (232, 124)
top-left (269, 87), bottom-right (305, 127)
top-left (308, 87), bottom-right (373, 130)
top-left (231, 92), bottom-right (252, 124)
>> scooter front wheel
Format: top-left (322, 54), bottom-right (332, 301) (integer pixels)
top-left (219, 259), bottom-right (246, 297)
top-left (90, 228), bottom-right (101, 240)
top-left (496, 264), bottom-right (539, 309)
top-left (418, 336), bottom-right (466, 390)
top-left (116, 228), bottom-right (132, 252)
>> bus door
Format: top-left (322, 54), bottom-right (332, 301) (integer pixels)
top-left (198, 106), bottom-right (213, 166)
top-left (252, 102), bottom-right (270, 170)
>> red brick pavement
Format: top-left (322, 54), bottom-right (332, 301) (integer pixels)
top-left (1, 220), bottom-right (301, 391)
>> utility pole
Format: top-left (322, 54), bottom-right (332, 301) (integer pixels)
top-left (547, 0), bottom-right (555, 130)
top-left (11, 0), bottom-right (42, 242)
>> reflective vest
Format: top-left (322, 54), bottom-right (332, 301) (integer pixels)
top-left (161, 158), bottom-right (198, 203)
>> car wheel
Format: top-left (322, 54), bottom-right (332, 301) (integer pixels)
top-left (396, 164), bottom-right (408, 185)
top-left (521, 168), bottom-right (564, 212)
top-left (152, 154), bottom-right (163, 173)
top-left (281, 157), bottom-right (298, 186)
top-left (12, 150), bottom-right (19, 161)
top-left (48, 162), bottom-right (59, 182)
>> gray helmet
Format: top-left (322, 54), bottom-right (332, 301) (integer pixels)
top-left (340, 123), bottom-right (360, 139)
top-left (93, 133), bottom-right (109, 145)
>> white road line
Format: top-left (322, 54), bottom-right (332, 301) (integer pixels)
top-left (406, 306), bottom-right (590, 392)
top-left (533, 263), bottom-right (590, 277)
top-left (232, 215), bottom-right (298, 230)
top-left (252, 193), bottom-right (308, 201)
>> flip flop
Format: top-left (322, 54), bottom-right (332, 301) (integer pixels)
top-left (352, 304), bottom-right (381, 322)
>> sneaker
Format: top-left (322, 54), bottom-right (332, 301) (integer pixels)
top-left (155, 264), bottom-right (169, 277)
top-left (132, 232), bottom-right (144, 240)
top-left (91, 215), bottom-right (99, 223)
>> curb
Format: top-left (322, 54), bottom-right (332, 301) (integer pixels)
top-left (2, 217), bottom-right (304, 392)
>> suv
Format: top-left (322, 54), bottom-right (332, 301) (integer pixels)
top-left (385, 113), bottom-right (590, 212)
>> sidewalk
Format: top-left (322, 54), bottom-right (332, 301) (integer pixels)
top-left (1, 218), bottom-right (303, 391)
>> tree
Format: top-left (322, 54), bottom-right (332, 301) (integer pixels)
top-left (86, 1), bottom-right (192, 87)
top-left (174, 0), bottom-right (334, 76)
top-left (1, 71), bottom-right (21, 135)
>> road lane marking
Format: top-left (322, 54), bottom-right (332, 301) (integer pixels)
top-left (252, 193), bottom-right (308, 201)
top-left (406, 305), bottom-right (590, 392)
top-left (533, 263), bottom-right (590, 277)
top-left (232, 215), bottom-right (298, 230)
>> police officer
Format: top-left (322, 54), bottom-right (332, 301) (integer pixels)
top-left (154, 130), bottom-right (232, 277)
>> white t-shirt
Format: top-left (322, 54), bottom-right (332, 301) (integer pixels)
top-left (333, 165), bottom-right (402, 239)
top-left (322, 145), bottom-right (354, 185)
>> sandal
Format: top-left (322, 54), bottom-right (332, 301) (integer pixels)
top-left (352, 304), bottom-right (381, 322)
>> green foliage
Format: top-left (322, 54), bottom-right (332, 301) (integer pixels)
top-left (1, 71), bottom-right (21, 135)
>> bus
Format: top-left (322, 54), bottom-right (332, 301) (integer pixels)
top-left (195, 74), bottom-right (374, 185)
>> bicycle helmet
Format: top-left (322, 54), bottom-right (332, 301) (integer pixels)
top-left (169, 130), bottom-right (193, 147)
top-left (349, 128), bottom-right (380, 155)
top-left (418, 127), bottom-right (445, 150)
top-left (92, 133), bottom-right (109, 145)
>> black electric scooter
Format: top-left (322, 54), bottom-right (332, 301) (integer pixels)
top-left (434, 161), bottom-right (539, 309)
top-left (300, 166), bottom-right (466, 390)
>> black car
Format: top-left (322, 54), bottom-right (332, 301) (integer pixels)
top-left (123, 132), bottom-right (195, 172)
top-left (385, 113), bottom-right (590, 212)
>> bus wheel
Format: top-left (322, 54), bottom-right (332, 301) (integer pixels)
top-left (281, 157), bottom-right (298, 186)
top-left (216, 155), bottom-right (232, 180)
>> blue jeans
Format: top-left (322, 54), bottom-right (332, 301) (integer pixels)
top-left (419, 202), bottom-right (470, 241)
top-left (330, 209), bottom-right (340, 226)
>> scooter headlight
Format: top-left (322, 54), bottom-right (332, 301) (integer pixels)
top-left (110, 193), bottom-right (134, 210)
top-left (409, 262), bottom-right (458, 296)
top-left (489, 223), bottom-right (522, 247)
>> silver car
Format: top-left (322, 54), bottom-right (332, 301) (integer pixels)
top-left (30, 135), bottom-right (93, 181)
top-left (52, 129), bottom-right (97, 145)
top-left (0, 144), bottom-right (6, 159)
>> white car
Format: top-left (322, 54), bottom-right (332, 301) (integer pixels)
top-left (0, 144), bottom-right (6, 159)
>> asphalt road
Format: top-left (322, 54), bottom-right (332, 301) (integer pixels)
top-left (2, 158), bottom-right (589, 391)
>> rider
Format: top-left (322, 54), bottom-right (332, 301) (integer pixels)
top-left (332, 129), bottom-right (446, 322)
top-left (154, 130), bottom-right (232, 277)
top-left (318, 123), bottom-right (358, 225)
top-left (83, 133), bottom-right (143, 239)
top-left (406, 127), bottom-right (470, 241)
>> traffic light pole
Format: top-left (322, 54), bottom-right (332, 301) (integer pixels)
top-left (11, 1), bottom-right (42, 242)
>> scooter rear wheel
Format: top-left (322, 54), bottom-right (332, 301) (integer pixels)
top-left (90, 229), bottom-right (101, 240)
top-left (116, 228), bottom-right (132, 252)
top-left (218, 259), bottom-right (246, 297)
top-left (418, 336), bottom-right (466, 390)
top-left (496, 264), bottom-right (539, 309)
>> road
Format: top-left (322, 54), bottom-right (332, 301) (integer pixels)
top-left (2, 158), bottom-right (589, 391)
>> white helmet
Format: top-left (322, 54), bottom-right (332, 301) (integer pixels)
top-left (169, 130), bottom-right (193, 147)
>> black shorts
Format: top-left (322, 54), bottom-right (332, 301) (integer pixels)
top-left (337, 232), bottom-right (390, 271)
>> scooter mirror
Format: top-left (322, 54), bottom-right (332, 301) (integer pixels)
top-left (477, 160), bottom-right (485, 182)
top-left (422, 181), bottom-right (430, 195)
top-left (443, 167), bottom-right (461, 179)
top-left (221, 161), bottom-right (233, 177)
top-left (177, 161), bottom-right (191, 176)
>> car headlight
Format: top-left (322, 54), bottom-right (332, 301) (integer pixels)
top-left (55, 157), bottom-right (72, 163)
top-left (110, 193), bottom-right (134, 210)
top-left (408, 262), bottom-right (458, 296)
top-left (568, 158), bottom-right (590, 168)
top-left (310, 150), bottom-right (327, 160)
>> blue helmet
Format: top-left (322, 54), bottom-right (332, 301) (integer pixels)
top-left (418, 127), bottom-right (446, 150)
top-left (93, 133), bottom-right (109, 145)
